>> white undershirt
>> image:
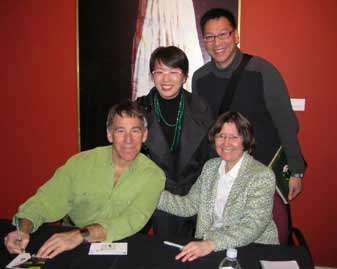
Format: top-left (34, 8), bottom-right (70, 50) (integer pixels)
top-left (212, 156), bottom-right (244, 229)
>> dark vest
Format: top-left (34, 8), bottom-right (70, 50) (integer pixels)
top-left (196, 71), bottom-right (280, 165)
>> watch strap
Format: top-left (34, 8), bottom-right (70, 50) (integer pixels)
top-left (291, 173), bottom-right (304, 178)
top-left (79, 228), bottom-right (90, 244)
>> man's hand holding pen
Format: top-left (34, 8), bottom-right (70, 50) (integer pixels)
top-left (4, 217), bottom-right (31, 254)
top-left (4, 229), bottom-right (30, 254)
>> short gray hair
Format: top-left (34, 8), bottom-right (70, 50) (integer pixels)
top-left (106, 100), bottom-right (148, 130)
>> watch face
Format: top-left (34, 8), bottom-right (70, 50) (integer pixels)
top-left (80, 228), bottom-right (90, 243)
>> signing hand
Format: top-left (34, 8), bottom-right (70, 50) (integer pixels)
top-left (175, 240), bottom-right (215, 262)
top-left (36, 230), bottom-right (83, 259)
top-left (4, 230), bottom-right (30, 254)
top-left (288, 176), bottom-right (302, 201)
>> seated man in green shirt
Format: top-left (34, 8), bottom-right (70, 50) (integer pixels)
top-left (4, 100), bottom-right (165, 258)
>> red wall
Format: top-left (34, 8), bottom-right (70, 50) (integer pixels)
top-left (0, 1), bottom-right (78, 216)
top-left (241, 0), bottom-right (337, 266)
top-left (1, 0), bottom-right (337, 267)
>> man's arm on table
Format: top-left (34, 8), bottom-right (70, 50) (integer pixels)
top-left (4, 218), bottom-right (107, 258)
top-left (36, 223), bottom-right (106, 258)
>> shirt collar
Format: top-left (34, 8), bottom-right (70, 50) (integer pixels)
top-left (105, 145), bottom-right (142, 173)
top-left (210, 46), bottom-right (243, 78)
top-left (218, 154), bottom-right (244, 179)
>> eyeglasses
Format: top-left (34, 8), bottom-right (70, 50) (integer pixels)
top-left (214, 134), bottom-right (241, 142)
top-left (152, 70), bottom-right (183, 79)
top-left (113, 127), bottom-right (143, 137)
top-left (203, 30), bottom-right (234, 43)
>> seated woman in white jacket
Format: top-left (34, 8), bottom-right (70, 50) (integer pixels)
top-left (158, 111), bottom-right (279, 262)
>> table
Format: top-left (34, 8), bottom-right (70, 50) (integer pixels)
top-left (0, 219), bottom-right (313, 269)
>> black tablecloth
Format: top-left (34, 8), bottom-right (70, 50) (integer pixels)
top-left (0, 219), bottom-right (313, 269)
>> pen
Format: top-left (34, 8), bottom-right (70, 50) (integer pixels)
top-left (163, 241), bottom-right (183, 250)
top-left (14, 217), bottom-right (25, 253)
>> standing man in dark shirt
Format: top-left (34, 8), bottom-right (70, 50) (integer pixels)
top-left (192, 8), bottom-right (306, 200)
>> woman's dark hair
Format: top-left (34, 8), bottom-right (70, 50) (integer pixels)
top-left (200, 8), bottom-right (237, 35)
top-left (208, 111), bottom-right (255, 152)
top-left (149, 46), bottom-right (189, 76)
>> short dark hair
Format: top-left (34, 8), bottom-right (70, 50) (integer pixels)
top-left (106, 100), bottom-right (147, 130)
top-left (149, 46), bottom-right (189, 76)
top-left (208, 111), bottom-right (255, 152)
top-left (200, 8), bottom-right (237, 35)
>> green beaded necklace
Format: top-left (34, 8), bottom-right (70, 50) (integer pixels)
top-left (153, 91), bottom-right (185, 152)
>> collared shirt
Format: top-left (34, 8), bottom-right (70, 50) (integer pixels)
top-left (213, 156), bottom-right (244, 228)
top-left (15, 146), bottom-right (165, 242)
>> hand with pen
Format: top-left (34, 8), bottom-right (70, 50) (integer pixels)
top-left (176, 240), bottom-right (216, 262)
top-left (4, 217), bottom-right (108, 259)
top-left (4, 217), bottom-right (83, 258)
top-left (5, 225), bottom-right (84, 259)
top-left (165, 240), bottom-right (216, 262)
top-left (4, 217), bottom-right (31, 254)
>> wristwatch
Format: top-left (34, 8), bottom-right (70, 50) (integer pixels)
top-left (79, 228), bottom-right (90, 244)
top-left (291, 173), bottom-right (304, 178)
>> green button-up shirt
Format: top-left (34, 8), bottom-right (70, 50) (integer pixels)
top-left (15, 146), bottom-right (165, 242)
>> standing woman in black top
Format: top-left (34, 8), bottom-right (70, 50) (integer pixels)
top-left (137, 46), bottom-right (214, 237)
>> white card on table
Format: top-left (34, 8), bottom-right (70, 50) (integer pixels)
top-left (89, 242), bottom-right (128, 255)
top-left (6, 253), bottom-right (31, 268)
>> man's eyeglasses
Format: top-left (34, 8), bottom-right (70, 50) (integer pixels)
top-left (203, 30), bottom-right (234, 43)
top-left (152, 70), bottom-right (182, 79)
top-left (113, 127), bottom-right (143, 137)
